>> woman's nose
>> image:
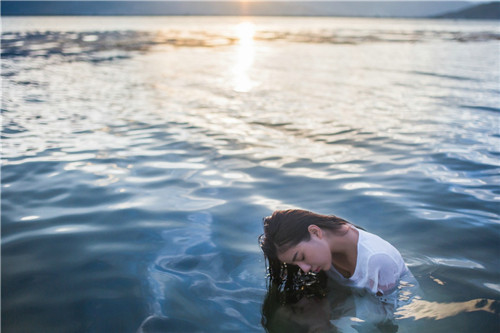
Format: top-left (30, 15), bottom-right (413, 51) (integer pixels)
top-left (298, 263), bottom-right (311, 273)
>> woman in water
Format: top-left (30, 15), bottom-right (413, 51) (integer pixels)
top-left (259, 209), bottom-right (408, 297)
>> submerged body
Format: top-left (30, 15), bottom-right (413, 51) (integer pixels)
top-left (260, 209), bottom-right (409, 297)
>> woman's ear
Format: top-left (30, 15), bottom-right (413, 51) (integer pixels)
top-left (308, 225), bottom-right (323, 239)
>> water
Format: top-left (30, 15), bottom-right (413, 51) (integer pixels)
top-left (2, 16), bottom-right (500, 332)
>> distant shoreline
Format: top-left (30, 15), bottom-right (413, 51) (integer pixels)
top-left (2, 1), bottom-right (499, 19)
top-left (2, 15), bottom-right (499, 21)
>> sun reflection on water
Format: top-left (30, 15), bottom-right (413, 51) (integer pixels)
top-left (232, 21), bottom-right (256, 93)
top-left (396, 298), bottom-right (498, 320)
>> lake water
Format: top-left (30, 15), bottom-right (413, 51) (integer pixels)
top-left (2, 16), bottom-right (499, 332)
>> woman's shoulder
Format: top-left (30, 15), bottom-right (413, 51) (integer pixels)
top-left (356, 228), bottom-right (402, 259)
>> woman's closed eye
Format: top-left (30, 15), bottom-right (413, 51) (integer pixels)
top-left (295, 255), bottom-right (305, 263)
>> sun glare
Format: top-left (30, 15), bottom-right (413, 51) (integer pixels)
top-left (232, 21), bottom-right (256, 93)
top-left (236, 21), bottom-right (255, 44)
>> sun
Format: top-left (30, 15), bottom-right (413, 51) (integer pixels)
top-left (236, 21), bottom-right (255, 45)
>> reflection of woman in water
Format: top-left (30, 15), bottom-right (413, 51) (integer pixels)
top-left (259, 209), bottom-right (409, 298)
top-left (262, 284), bottom-right (400, 333)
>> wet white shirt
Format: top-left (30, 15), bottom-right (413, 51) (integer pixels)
top-left (326, 228), bottom-right (408, 296)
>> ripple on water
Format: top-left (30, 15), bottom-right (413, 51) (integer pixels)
top-left (429, 257), bottom-right (485, 270)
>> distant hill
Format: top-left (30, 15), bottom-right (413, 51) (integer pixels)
top-left (0, 1), bottom-right (478, 17)
top-left (435, 2), bottom-right (500, 19)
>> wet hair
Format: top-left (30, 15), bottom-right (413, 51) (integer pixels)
top-left (260, 260), bottom-right (329, 332)
top-left (258, 209), bottom-right (356, 287)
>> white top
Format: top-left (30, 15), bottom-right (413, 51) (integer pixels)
top-left (326, 228), bottom-right (408, 295)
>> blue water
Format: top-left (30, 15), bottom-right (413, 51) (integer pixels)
top-left (2, 16), bottom-right (500, 332)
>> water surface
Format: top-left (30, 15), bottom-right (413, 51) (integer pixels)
top-left (2, 16), bottom-right (500, 332)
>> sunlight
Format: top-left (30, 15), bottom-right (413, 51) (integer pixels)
top-left (396, 298), bottom-right (497, 320)
top-left (236, 21), bottom-right (255, 44)
top-left (232, 21), bottom-right (256, 93)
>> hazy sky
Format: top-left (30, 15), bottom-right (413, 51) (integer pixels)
top-left (3, 0), bottom-right (494, 2)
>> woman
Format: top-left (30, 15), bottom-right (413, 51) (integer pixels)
top-left (259, 209), bottom-right (408, 297)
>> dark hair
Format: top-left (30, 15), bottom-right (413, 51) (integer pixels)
top-left (258, 209), bottom-right (353, 287)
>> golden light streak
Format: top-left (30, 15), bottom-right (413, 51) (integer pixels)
top-left (232, 21), bottom-right (256, 93)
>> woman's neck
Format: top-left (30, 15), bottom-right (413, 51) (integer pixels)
top-left (327, 225), bottom-right (358, 254)
top-left (328, 226), bottom-right (359, 277)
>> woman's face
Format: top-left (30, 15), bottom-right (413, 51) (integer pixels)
top-left (277, 225), bottom-right (332, 274)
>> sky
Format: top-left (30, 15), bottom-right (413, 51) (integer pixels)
top-left (1, 0), bottom-right (494, 2)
